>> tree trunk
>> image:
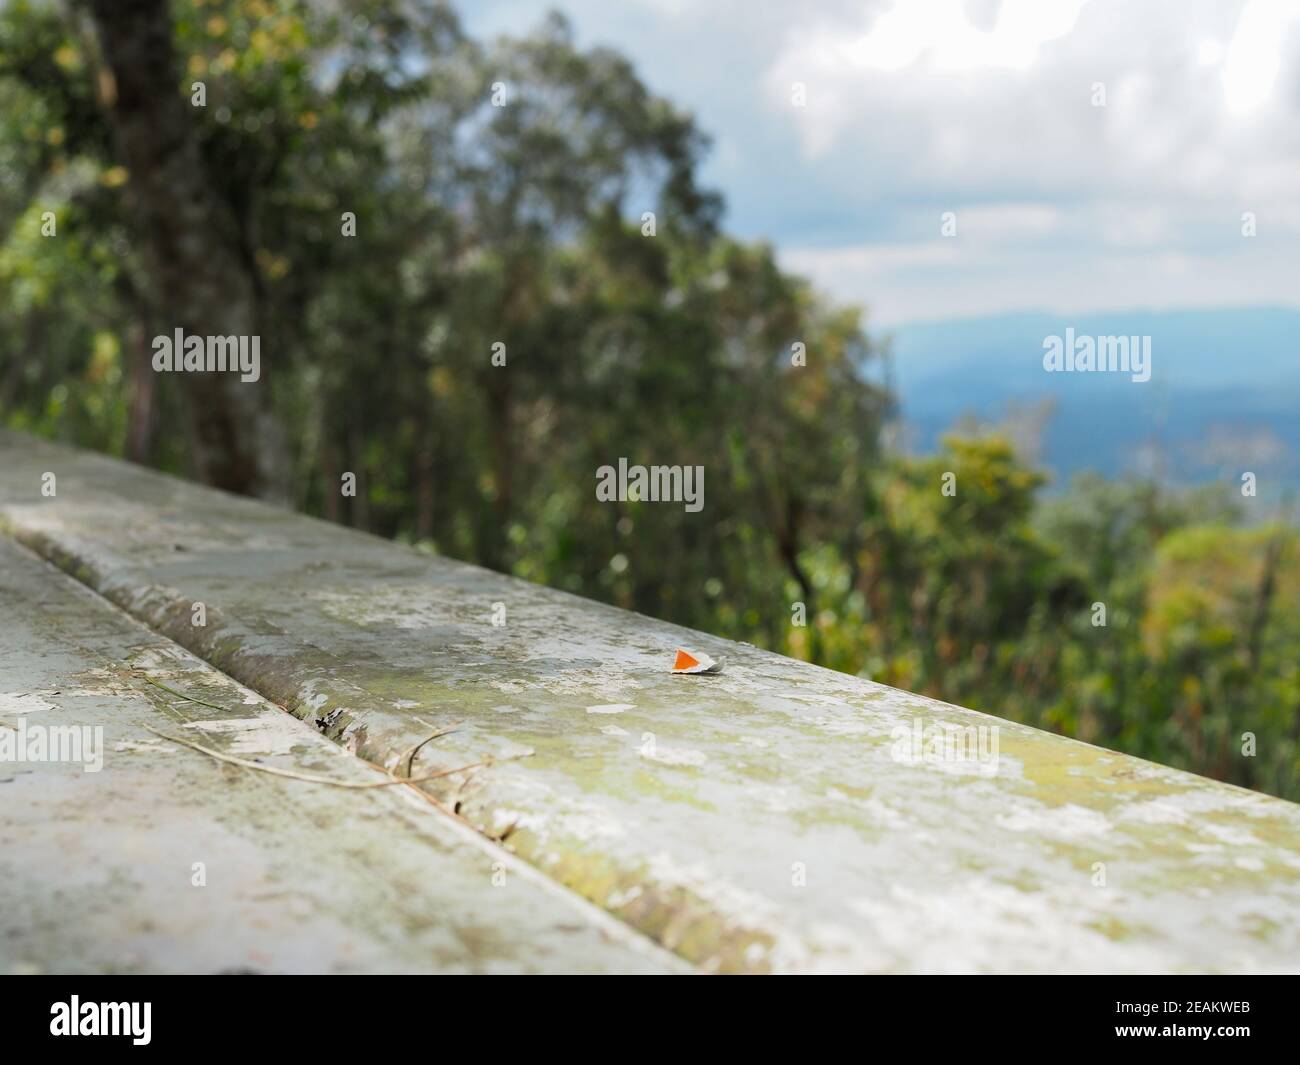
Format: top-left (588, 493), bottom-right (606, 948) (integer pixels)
top-left (88, 0), bottom-right (282, 499)
top-left (415, 423), bottom-right (437, 541)
top-left (482, 372), bottom-right (513, 571)
top-left (778, 497), bottom-right (818, 660)
top-left (124, 316), bottom-right (157, 464)
top-left (1245, 524), bottom-right (1286, 672)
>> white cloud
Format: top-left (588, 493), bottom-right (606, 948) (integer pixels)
top-left (840, 0), bottom-right (1088, 73)
top-left (782, 238), bottom-right (1300, 325)
top-left (759, 0), bottom-right (1300, 320)
top-left (767, 0), bottom-right (1300, 192)
top-left (463, 0), bottom-right (1300, 323)
top-left (1223, 0), bottom-right (1292, 113)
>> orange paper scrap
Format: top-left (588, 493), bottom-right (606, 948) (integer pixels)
top-left (671, 648), bottom-right (723, 674)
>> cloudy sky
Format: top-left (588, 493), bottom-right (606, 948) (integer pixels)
top-left (463, 1), bottom-right (1300, 327)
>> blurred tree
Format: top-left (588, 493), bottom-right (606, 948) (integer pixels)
top-left (0, 0), bottom-right (1294, 799)
top-left (88, 0), bottom-right (280, 496)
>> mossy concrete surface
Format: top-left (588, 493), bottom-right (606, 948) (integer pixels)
top-left (3, 429), bottom-right (1300, 973)
top-left (0, 536), bottom-right (678, 974)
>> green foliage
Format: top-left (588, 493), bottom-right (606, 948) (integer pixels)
top-left (1, 0), bottom-right (1294, 799)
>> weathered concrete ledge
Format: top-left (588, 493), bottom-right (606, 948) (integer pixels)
top-left (3, 429), bottom-right (1300, 973)
top-left (0, 536), bottom-right (679, 974)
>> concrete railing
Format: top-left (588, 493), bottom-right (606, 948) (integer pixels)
top-left (2, 428), bottom-right (1299, 973)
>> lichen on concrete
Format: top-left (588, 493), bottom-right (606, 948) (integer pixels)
top-left (3, 429), bottom-right (1300, 973)
top-left (0, 534), bottom-right (679, 974)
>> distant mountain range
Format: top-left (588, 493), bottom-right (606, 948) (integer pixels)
top-left (883, 308), bottom-right (1300, 492)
